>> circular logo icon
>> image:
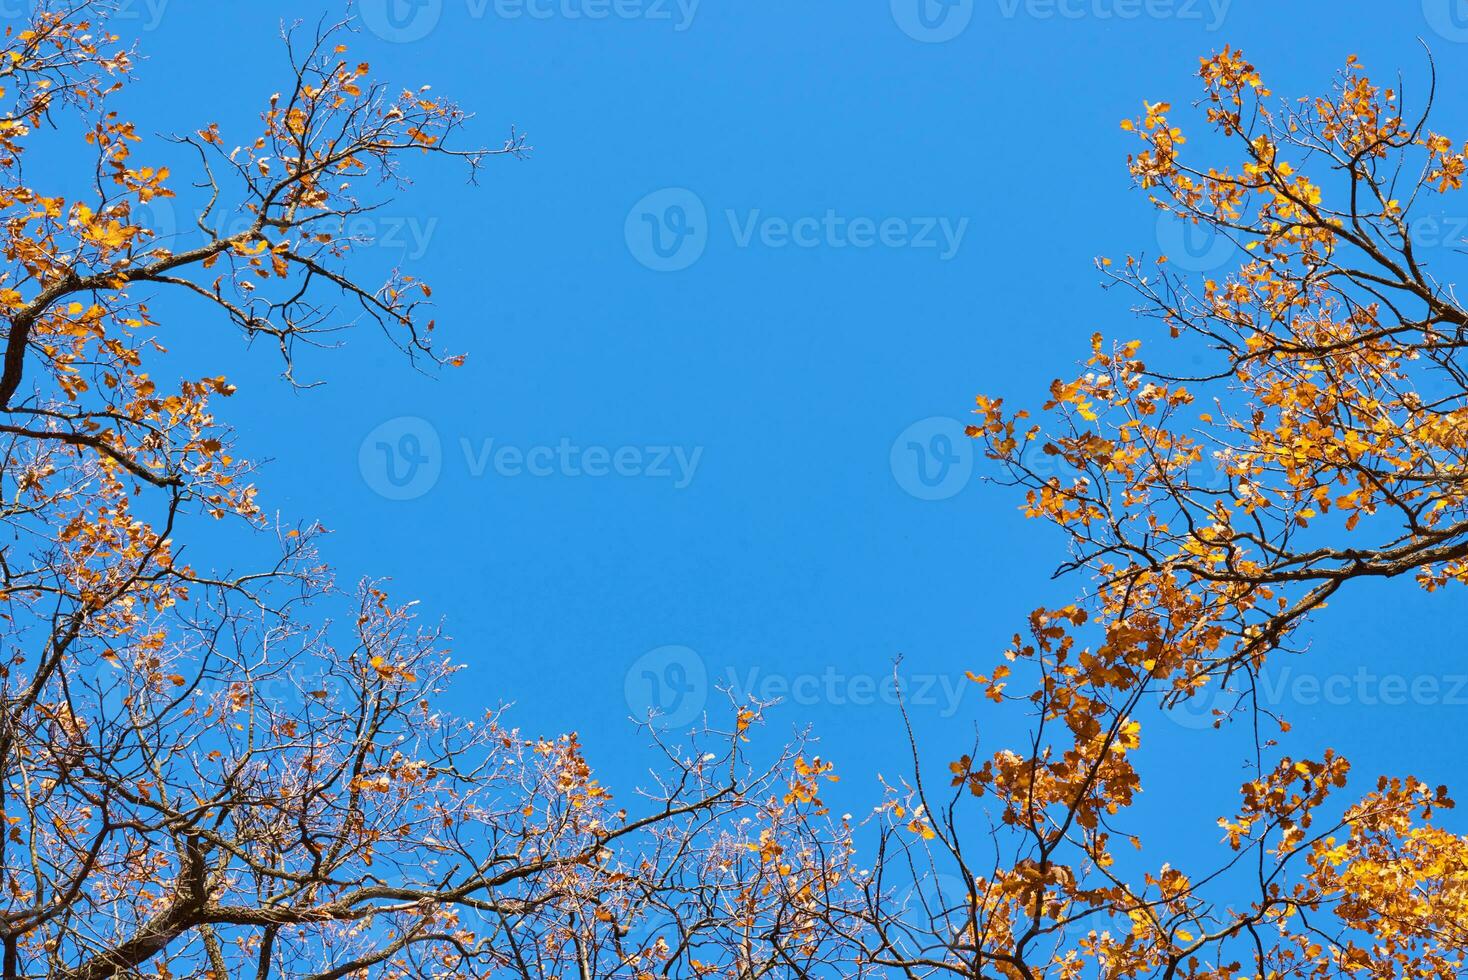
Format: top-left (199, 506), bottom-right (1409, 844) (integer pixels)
top-left (890, 416), bottom-right (974, 501)
top-left (129, 195), bottom-right (180, 256)
top-left (1424, 0), bottom-right (1468, 41)
top-left (1407, 214), bottom-right (1462, 252)
top-left (891, 0), bottom-right (974, 42)
top-left (624, 645), bottom-right (708, 730)
top-left (92, 655), bottom-right (130, 725)
top-left (1158, 683), bottom-right (1238, 731)
top-left (898, 872), bottom-right (968, 918)
top-left (1155, 212), bottom-right (1236, 272)
top-left (359, 416), bottom-right (443, 501)
top-left (359, 0), bottom-right (444, 42)
top-left (625, 188), bottom-right (708, 272)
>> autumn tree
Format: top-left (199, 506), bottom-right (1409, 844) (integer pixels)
top-left (10, 5), bottom-right (1468, 979)
top-left (835, 47), bottom-right (1468, 980)
top-left (0, 5), bottom-right (859, 979)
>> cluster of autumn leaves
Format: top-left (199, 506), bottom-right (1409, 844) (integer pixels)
top-left (0, 9), bottom-right (860, 979)
top-left (0, 3), bottom-right (1466, 976)
top-left (948, 45), bottom-right (1468, 979)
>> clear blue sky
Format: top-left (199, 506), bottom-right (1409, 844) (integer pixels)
top-left (99, 0), bottom-right (1468, 861)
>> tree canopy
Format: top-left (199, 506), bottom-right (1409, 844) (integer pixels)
top-left (0, 5), bottom-right (1464, 978)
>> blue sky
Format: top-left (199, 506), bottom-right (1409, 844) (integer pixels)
top-left (85, 0), bottom-right (1468, 864)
